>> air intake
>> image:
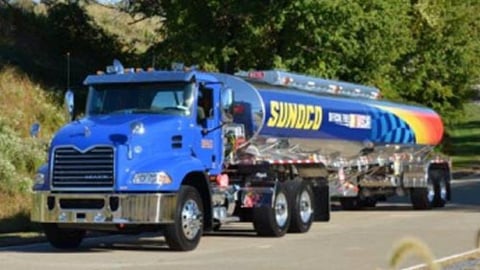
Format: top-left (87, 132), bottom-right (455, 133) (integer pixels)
top-left (52, 146), bottom-right (114, 190)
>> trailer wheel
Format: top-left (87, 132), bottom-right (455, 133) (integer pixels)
top-left (288, 180), bottom-right (314, 233)
top-left (433, 175), bottom-right (448, 208)
top-left (164, 185), bottom-right (204, 251)
top-left (253, 182), bottom-right (290, 237)
top-left (410, 177), bottom-right (435, 210)
top-left (42, 223), bottom-right (85, 249)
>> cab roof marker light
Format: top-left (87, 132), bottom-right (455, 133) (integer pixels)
top-left (106, 59), bottom-right (125, 74)
top-left (171, 62), bottom-right (184, 71)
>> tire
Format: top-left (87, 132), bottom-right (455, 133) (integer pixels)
top-left (410, 187), bottom-right (433, 210)
top-left (411, 171), bottom-right (450, 210)
top-left (42, 223), bottom-right (85, 249)
top-left (433, 175), bottom-right (448, 208)
top-left (339, 197), bottom-right (361, 210)
top-left (253, 182), bottom-right (290, 237)
top-left (164, 186), bottom-right (204, 251)
top-left (288, 180), bottom-right (314, 233)
top-left (410, 177), bottom-right (435, 210)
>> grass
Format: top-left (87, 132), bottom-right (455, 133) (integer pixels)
top-left (0, 66), bottom-right (65, 233)
top-left (447, 102), bottom-right (480, 171)
top-left (85, 2), bottom-right (162, 54)
top-left (0, 192), bottom-right (36, 233)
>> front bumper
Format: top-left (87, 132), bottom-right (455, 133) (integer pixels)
top-left (31, 192), bottom-right (177, 224)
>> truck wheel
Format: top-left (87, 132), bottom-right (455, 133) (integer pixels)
top-left (42, 223), bottom-right (85, 249)
top-left (253, 182), bottom-right (290, 237)
top-left (164, 185), bottom-right (204, 251)
top-left (288, 180), bottom-right (314, 233)
top-left (339, 197), bottom-right (361, 210)
top-left (410, 179), bottom-right (435, 210)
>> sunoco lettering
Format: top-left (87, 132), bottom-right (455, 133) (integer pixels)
top-left (267, 101), bottom-right (322, 130)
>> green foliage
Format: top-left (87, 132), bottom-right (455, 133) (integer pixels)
top-left (446, 103), bottom-right (480, 169)
top-left (0, 120), bottom-right (42, 193)
top-left (0, 1), bottom-right (133, 89)
top-left (44, 2), bottom-right (135, 83)
top-left (133, 0), bottom-right (480, 126)
top-left (0, 66), bottom-right (65, 194)
top-left (85, 3), bottom-right (161, 54)
top-left (391, 0), bottom-right (480, 125)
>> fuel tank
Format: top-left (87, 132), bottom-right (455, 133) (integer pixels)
top-left (213, 72), bottom-right (444, 157)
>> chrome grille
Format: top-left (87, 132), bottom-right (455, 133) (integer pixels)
top-left (52, 146), bottom-right (114, 189)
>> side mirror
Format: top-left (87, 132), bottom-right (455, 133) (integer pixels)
top-left (30, 122), bottom-right (40, 138)
top-left (64, 89), bottom-right (74, 122)
top-left (221, 87), bottom-right (234, 113)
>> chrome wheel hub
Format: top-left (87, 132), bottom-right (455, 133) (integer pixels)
top-left (275, 192), bottom-right (288, 227)
top-left (299, 190), bottom-right (313, 223)
top-left (181, 199), bottom-right (202, 240)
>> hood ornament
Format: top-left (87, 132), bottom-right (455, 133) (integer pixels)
top-left (84, 126), bottom-right (91, 137)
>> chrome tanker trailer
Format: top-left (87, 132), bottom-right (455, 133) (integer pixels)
top-left (226, 70), bottom-right (450, 210)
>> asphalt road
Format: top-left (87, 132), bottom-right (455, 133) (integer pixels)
top-left (1, 177), bottom-right (480, 270)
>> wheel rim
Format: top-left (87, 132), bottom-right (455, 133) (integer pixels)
top-left (275, 192), bottom-right (288, 227)
top-left (299, 190), bottom-right (313, 223)
top-left (181, 199), bottom-right (202, 240)
top-left (439, 179), bottom-right (448, 200)
top-left (427, 181), bottom-right (435, 202)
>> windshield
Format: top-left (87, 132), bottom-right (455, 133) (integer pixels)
top-left (86, 82), bottom-right (195, 116)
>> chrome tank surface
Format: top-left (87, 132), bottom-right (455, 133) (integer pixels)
top-left (213, 73), bottom-right (443, 162)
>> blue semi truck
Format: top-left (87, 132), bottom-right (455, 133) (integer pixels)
top-left (31, 61), bottom-right (451, 251)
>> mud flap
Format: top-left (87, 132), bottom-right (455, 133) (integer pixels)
top-left (312, 178), bottom-right (330, 221)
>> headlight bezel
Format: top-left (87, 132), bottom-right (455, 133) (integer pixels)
top-left (34, 172), bottom-right (45, 186)
top-left (132, 171), bottom-right (172, 185)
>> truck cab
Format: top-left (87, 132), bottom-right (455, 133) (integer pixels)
top-left (31, 62), bottom-right (235, 250)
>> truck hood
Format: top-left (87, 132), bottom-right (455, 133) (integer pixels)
top-left (51, 114), bottom-right (189, 153)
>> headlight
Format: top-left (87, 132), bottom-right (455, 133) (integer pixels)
top-left (132, 171), bottom-right (172, 185)
top-left (34, 173), bottom-right (45, 186)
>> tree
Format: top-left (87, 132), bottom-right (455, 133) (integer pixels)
top-left (121, 0), bottom-right (480, 124)
top-left (391, 0), bottom-right (480, 124)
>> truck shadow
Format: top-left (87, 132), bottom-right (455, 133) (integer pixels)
top-left (204, 227), bottom-right (258, 238)
top-left (0, 233), bottom-right (174, 253)
top-left (340, 203), bottom-right (480, 213)
top-left (333, 178), bottom-right (480, 213)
